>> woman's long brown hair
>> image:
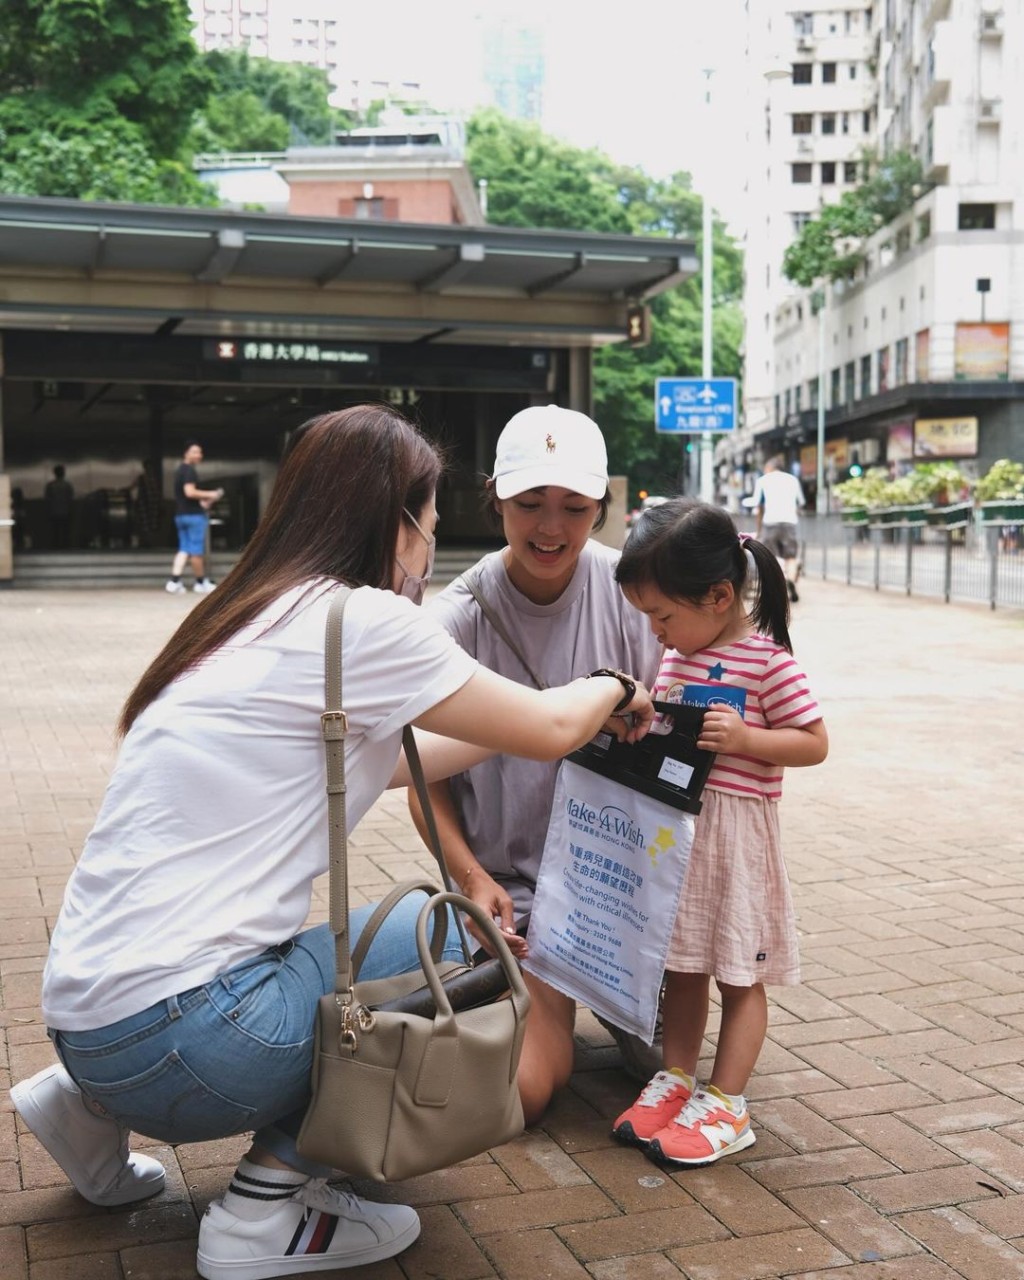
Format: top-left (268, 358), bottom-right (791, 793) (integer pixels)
top-left (119, 405), bottom-right (443, 736)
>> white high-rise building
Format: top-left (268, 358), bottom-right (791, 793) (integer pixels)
top-left (736, 0), bottom-right (1024, 504)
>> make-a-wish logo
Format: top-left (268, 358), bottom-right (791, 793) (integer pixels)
top-left (566, 798), bottom-right (645, 850)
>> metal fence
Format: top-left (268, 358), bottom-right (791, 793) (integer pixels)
top-left (782, 513), bottom-right (1024, 611)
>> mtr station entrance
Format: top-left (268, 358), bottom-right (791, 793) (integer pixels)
top-left (0, 197), bottom-right (695, 583)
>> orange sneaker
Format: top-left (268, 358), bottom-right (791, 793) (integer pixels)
top-left (647, 1088), bottom-right (756, 1167)
top-left (611, 1071), bottom-right (693, 1148)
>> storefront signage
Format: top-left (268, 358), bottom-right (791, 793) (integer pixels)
top-left (914, 417), bottom-right (978, 459)
top-left (954, 323), bottom-right (1008, 380)
top-left (203, 339), bottom-right (378, 367)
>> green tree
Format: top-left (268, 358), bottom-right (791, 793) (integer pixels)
top-left (0, 0), bottom-right (210, 158)
top-left (466, 111), bottom-right (744, 501)
top-left (782, 149), bottom-right (923, 286)
top-left (191, 48), bottom-right (342, 150)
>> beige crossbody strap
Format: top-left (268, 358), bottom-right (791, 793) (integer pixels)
top-left (323, 587), bottom-right (353, 992)
top-left (464, 567), bottom-right (548, 691)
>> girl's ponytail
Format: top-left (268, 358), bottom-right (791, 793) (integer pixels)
top-left (742, 536), bottom-right (793, 653)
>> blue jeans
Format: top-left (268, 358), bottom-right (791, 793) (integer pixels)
top-left (52, 895), bottom-right (462, 1174)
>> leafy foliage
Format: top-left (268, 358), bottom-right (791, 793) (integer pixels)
top-left (466, 110), bottom-right (744, 500)
top-left (975, 459), bottom-right (1024, 502)
top-left (190, 48), bottom-right (345, 152)
top-left (782, 150), bottom-right (924, 287)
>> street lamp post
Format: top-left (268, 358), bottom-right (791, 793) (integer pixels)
top-left (699, 68), bottom-right (715, 503)
top-left (814, 285), bottom-right (827, 515)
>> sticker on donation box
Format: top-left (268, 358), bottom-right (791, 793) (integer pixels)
top-left (525, 702), bottom-right (715, 1043)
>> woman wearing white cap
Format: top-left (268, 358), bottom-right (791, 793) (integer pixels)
top-left (410, 405), bottom-right (663, 1123)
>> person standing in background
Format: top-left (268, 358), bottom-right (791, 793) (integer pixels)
top-left (166, 441), bottom-right (223, 595)
top-left (44, 465), bottom-right (75, 550)
top-left (745, 457), bottom-right (805, 603)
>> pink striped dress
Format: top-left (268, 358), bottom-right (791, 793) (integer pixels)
top-left (655, 635), bottom-right (821, 986)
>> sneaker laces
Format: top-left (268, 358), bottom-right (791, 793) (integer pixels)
top-left (636, 1070), bottom-right (686, 1109)
top-left (672, 1089), bottom-right (736, 1128)
top-left (295, 1177), bottom-right (363, 1217)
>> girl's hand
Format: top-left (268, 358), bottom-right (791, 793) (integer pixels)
top-left (462, 868), bottom-right (528, 960)
top-left (603, 683), bottom-right (655, 743)
top-left (697, 705), bottom-right (749, 755)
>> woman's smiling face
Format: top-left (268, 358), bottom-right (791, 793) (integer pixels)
top-left (496, 485), bottom-right (601, 604)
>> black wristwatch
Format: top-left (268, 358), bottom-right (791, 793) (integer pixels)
top-left (588, 668), bottom-right (636, 715)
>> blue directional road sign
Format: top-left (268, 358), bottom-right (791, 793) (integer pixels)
top-left (655, 377), bottom-right (737, 433)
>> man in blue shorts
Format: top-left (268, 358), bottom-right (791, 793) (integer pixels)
top-left (165, 441), bottom-right (224, 595)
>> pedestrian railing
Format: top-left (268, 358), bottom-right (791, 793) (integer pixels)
top-left (781, 511), bottom-right (1024, 611)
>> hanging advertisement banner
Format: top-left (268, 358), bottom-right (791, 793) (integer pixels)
top-left (913, 417), bottom-right (979, 459)
top-left (888, 420), bottom-right (914, 463)
top-left (915, 329), bottom-right (930, 382)
top-left (955, 323), bottom-right (1009, 380)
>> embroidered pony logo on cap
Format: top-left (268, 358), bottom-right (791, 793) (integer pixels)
top-left (545, 433), bottom-right (556, 453)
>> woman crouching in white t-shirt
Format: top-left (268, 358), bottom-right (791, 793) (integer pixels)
top-left (9, 406), bottom-right (654, 1280)
top-left (409, 405), bottom-right (665, 1124)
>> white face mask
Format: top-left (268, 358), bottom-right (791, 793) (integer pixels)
top-left (396, 508), bottom-right (436, 605)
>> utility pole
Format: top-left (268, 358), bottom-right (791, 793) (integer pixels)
top-left (699, 68), bottom-right (715, 503)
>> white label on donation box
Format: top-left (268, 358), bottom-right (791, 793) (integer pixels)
top-left (524, 760), bottom-right (695, 1043)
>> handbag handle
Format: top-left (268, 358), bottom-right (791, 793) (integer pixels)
top-left (414, 891), bottom-right (531, 1097)
top-left (350, 879), bottom-right (450, 978)
top-left (322, 587), bottom-right (475, 997)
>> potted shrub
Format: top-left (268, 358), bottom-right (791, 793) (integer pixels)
top-left (912, 462), bottom-right (974, 527)
top-left (975, 459), bottom-right (1024, 522)
top-left (833, 468), bottom-right (891, 524)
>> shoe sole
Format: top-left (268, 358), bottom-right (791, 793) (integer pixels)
top-left (647, 1128), bottom-right (756, 1168)
top-left (610, 1120), bottom-right (652, 1149)
top-left (196, 1215), bottom-right (420, 1278)
top-left (10, 1078), bottom-right (164, 1207)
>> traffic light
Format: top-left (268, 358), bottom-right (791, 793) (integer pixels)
top-left (849, 463), bottom-right (863, 477)
top-left (685, 442), bottom-right (695, 453)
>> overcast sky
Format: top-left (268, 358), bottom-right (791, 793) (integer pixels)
top-left (343, 0), bottom-right (750, 231)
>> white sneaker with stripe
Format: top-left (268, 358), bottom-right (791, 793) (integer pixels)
top-left (196, 1177), bottom-right (420, 1279)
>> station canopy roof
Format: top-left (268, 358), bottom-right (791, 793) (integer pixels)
top-left (0, 196), bottom-right (696, 348)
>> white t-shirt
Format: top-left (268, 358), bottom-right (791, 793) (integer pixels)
top-left (428, 540), bottom-right (663, 920)
top-left (750, 470), bottom-right (806, 526)
top-left (42, 582), bottom-right (477, 1030)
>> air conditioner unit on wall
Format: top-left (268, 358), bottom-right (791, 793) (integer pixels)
top-left (978, 98), bottom-right (1002, 121)
top-left (797, 36), bottom-right (814, 50)
top-left (980, 11), bottom-right (1003, 35)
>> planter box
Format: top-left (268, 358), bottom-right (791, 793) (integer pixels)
top-left (840, 507), bottom-right (869, 525)
top-left (926, 503), bottom-right (973, 528)
top-left (979, 499), bottom-right (1024, 524)
top-left (874, 504), bottom-right (931, 526)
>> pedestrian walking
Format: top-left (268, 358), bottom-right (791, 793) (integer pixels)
top-left (166, 441), bottom-right (223, 594)
top-left (745, 457), bottom-right (805, 602)
top-left (44, 464), bottom-right (74, 550)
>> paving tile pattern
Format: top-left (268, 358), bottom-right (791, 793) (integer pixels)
top-left (2, 581), bottom-right (1023, 1278)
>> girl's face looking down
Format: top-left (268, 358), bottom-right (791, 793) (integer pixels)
top-left (497, 485), bottom-right (602, 604)
top-left (623, 580), bottom-right (747, 656)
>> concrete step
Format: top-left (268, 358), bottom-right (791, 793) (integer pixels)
top-left (10, 546), bottom-right (497, 589)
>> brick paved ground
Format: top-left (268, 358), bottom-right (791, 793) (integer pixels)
top-left (2, 580), bottom-right (1024, 1279)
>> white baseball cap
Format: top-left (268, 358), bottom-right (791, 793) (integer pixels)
top-left (492, 405), bottom-right (609, 500)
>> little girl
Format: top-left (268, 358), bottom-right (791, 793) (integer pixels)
top-left (610, 498), bottom-right (828, 1167)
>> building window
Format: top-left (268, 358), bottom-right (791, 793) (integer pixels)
top-left (822, 62), bottom-right (837, 83)
top-left (917, 211), bottom-right (931, 241)
top-left (792, 163), bottom-right (813, 183)
top-left (895, 337), bottom-right (909, 385)
top-left (843, 160), bottom-right (858, 183)
top-left (792, 62), bottom-right (813, 84)
top-left (831, 367), bottom-right (842, 405)
top-left (821, 161), bottom-right (836, 184)
top-left (794, 384), bottom-right (803, 412)
top-left (353, 197), bottom-right (387, 220)
top-left (958, 203), bottom-right (995, 230)
top-left (792, 113), bottom-right (813, 134)
top-left (844, 361), bottom-right (856, 403)
top-left (821, 113), bottom-right (836, 134)
top-left (878, 346), bottom-right (890, 392)
top-left (896, 225), bottom-right (911, 254)
top-left (849, 63), bottom-right (857, 79)
top-left (860, 354), bottom-right (872, 397)
top-left (794, 11), bottom-right (814, 34)
top-left (841, 112), bottom-right (850, 134)
top-left (862, 109), bottom-right (872, 132)
top-left (792, 211), bottom-right (813, 232)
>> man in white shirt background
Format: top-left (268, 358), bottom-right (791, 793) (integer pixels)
top-left (745, 457), bottom-right (805, 602)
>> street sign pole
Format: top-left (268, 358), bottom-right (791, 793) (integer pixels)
top-left (699, 67), bottom-right (715, 504)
